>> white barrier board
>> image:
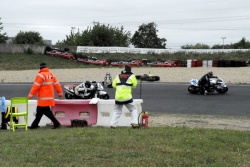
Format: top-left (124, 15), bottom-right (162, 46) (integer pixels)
top-left (95, 99), bottom-right (143, 127)
top-left (1, 99), bottom-right (143, 128)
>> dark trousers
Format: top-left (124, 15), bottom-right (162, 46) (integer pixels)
top-left (31, 106), bottom-right (60, 127)
top-left (198, 80), bottom-right (205, 91)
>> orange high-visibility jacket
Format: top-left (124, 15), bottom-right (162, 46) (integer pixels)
top-left (28, 68), bottom-right (63, 106)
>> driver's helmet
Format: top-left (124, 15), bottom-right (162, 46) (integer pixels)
top-left (106, 72), bottom-right (110, 76)
top-left (85, 81), bottom-right (91, 88)
top-left (207, 71), bottom-right (213, 77)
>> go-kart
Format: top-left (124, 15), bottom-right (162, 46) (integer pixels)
top-left (136, 74), bottom-right (160, 81)
top-left (44, 46), bottom-right (76, 60)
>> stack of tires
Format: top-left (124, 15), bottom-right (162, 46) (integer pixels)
top-left (216, 60), bottom-right (247, 67)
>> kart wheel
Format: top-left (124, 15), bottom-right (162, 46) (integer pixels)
top-left (188, 85), bottom-right (197, 94)
top-left (146, 77), bottom-right (156, 81)
top-left (136, 75), bottom-right (142, 79)
top-left (107, 84), bottom-right (113, 88)
top-left (44, 46), bottom-right (52, 54)
top-left (217, 87), bottom-right (228, 94)
top-left (65, 93), bottom-right (73, 99)
top-left (154, 76), bottom-right (160, 81)
top-left (100, 94), bottom-right (109, 100)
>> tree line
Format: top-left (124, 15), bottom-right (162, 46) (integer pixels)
top-left (1, 18), bottom-right (250, 49)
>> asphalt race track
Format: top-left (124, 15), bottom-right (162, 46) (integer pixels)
top-left (1, 82), bottom-right (250, 116)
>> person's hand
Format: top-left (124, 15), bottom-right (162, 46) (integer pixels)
top-left (58, 94), bottom-right (63, 99)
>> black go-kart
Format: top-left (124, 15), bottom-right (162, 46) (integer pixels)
top-left (136, 74), bottom-right (160, 81)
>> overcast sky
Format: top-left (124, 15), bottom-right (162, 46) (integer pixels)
top-left (1, 0), bottom-right (249, 48)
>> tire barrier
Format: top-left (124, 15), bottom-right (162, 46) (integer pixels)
top-left (212, 60), bottom-right (219, 67)
top-left (202, 60), bottom-right (213, 67)
top-left (187, 59), bottom-right (247, 68)
top-left (216, 60), bottom-right (247, 67)
top-left (190, 60), bottom-right (203, 67)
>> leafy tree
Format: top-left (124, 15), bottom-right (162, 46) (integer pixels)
top-left (211, 44), bottom-right (222, 49)
top-left (211, 37), bottom-right (250, 49)
top-left (57, 30), bottom-right (76, 46)
top-left (131, 22), bottom-right (166, 48)
top-left (211, 44), bottom-right (230, 49)
top-left (0, 18), bottom-right (8, 43)
top-left (57, 23), bottom-right (131, 47)
top-left (231, 37), bottom-right (250, 49)
top-left (181, 44), bottom-right (192, 49)
top-left (192, 43), bottom-right (210, 49)
top-left (181, 43), bottom-right (210, 49)
top-left (13, 31), bottom-right (44, 44)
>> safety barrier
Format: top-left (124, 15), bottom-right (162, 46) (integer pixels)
top-left (202, 60), bottom-right (213, 67)
top-left (51, 99), bottom-right (98, 126)
top-left (187, 59), bottom-right (247, 68)
top-left (0, 99), bottom-right (143, 127)
top-left (95, 99), bottom-right (143, 127)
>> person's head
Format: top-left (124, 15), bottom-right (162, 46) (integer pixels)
top-left (85, 80), bottom-right (91, 88)
top-left (207, 70), bottom-right (213, 77)
top-left (40, 63), bottom-right (47, 69)
top-left (125, 65), bottom-right (131, 73)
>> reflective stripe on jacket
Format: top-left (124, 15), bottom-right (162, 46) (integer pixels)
top-left (28, 68), bottom-right (63, 106)
top-left (112, 72), bottom-right (137, 104)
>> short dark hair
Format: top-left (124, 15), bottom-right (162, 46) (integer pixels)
top-left (40, 63), bottom-right (47, 69)
top-left (125, 65), bottom-right (131, 72)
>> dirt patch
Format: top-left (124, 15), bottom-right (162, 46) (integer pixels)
top-left (149, 114), bottom-right (250, 131)
top-left (0, 67), bottom-right (250, 84)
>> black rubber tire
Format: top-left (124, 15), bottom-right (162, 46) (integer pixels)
top-left (107, 84), bottom-right (113, 88)
top-left (44, 46), bottom-right (52, 54)
top-left (65, 93), bottom-right (73, 99)
top-left (217, 87), bottom-right (228, 94)
top-left (100, 94), bottom-right (110, 100)
top-left (188, 85), bottom-right (198, 94)
top-left (136, 75), bottom-right (142, 79)
top-left (143, 77), bottom-right (155, 81)
top-left (154, 76), bottom-right (160, 81)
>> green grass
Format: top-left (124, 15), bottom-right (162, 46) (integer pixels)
top-left (1, 53), bottom-right (250, 166)
top-left (0, 126), bottom-right (250, 166)
top-left (0, 53), bottom-right (100, 70)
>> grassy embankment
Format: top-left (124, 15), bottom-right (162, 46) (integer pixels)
top-left (0, 51), bottom-right (249, 70)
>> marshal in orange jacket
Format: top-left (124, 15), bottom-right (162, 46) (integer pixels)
top-left (28, 68), bottom-right (63, 106)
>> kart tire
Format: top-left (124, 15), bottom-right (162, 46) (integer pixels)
top-left (217, 87), bottom-right (228, 94)
top-left (44, 46), bottom-right (52, 54)
top-left (145, 77), bottom-right (156, 81)
top-left (154, 76), bottom-right (160, 81)
top-left (100, 94), bottom-right (110, 100)
top-left (107, 84), bottom-right (113, 88)
top-left (65, 93), bottom-right (73, 99)
top-left (188, 85), bottom-right (197, 94)
top-left (136, 75), bottom-right (142, 79)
